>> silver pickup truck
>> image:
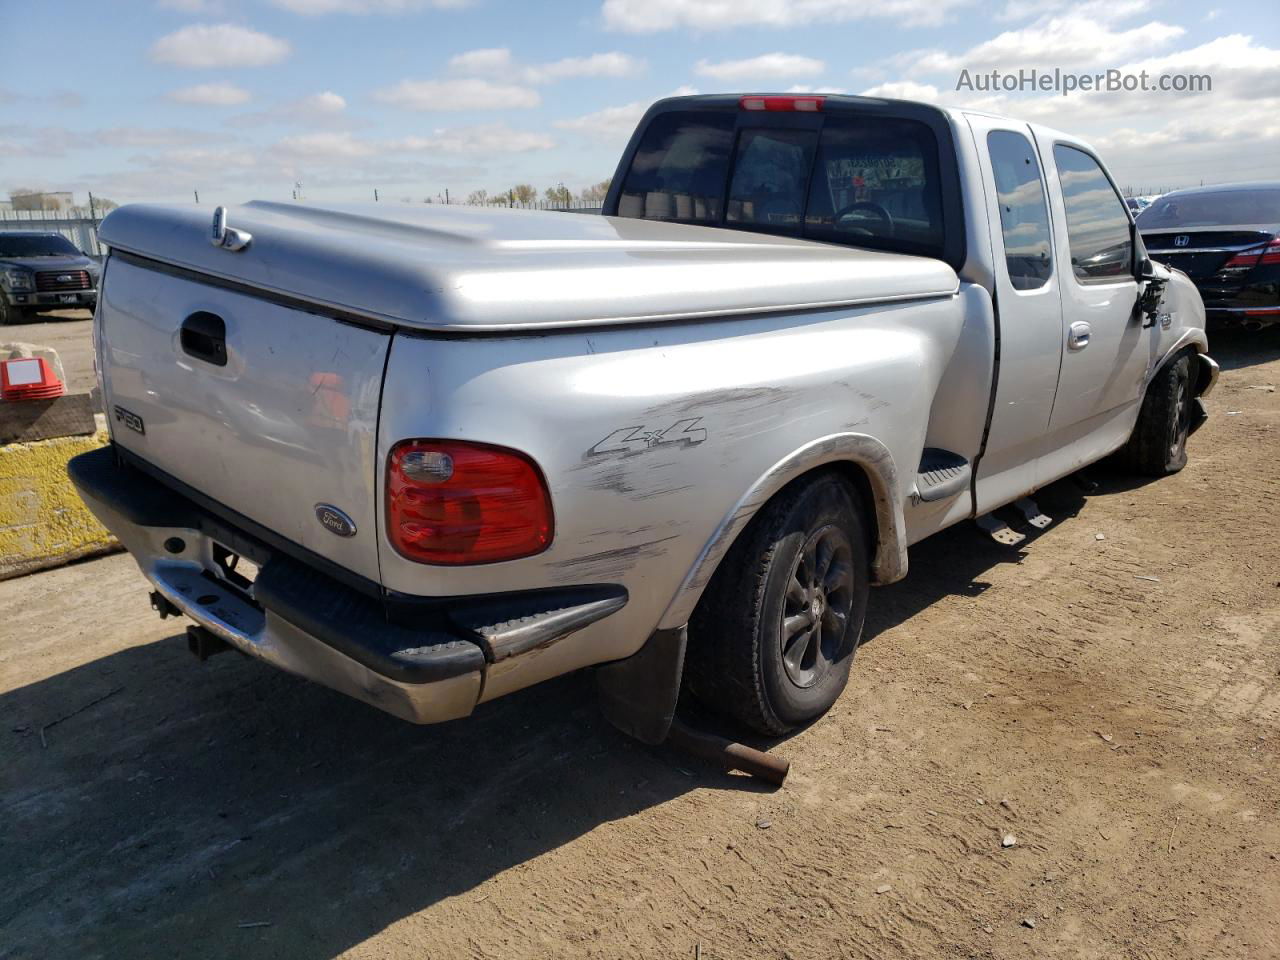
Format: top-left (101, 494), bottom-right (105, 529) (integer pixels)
top-left (70, 94), bottom-right (1217, 744)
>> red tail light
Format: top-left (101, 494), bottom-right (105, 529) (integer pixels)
top-left (1223, 234), bottom-right (1280, 271)
top-left (387, 440), bottom-right (553, 565)
top-left (739, 95), bottom-right (825, 112)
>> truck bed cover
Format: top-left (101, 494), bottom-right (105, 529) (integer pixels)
top-left (99, 201), bottom-right (960, 333)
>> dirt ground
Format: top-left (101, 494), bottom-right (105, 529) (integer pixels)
top-left (2, 326), bottom-right (1278, 960)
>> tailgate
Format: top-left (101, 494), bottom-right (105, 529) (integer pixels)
top-left (98, 255), bottom-right (390, 583)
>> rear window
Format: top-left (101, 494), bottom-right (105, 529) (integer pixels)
top-left (615, 112), bottom-right (735, 223)
top-left (0, 234), bottom-right (81, 257)
top-left (617, 109), bottom-right (948, 260)
top-left (1137, 189), bottom-right (1280, 228)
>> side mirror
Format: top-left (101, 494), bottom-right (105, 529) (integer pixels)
top-left (1137, 258), bottom-right (1167, 327)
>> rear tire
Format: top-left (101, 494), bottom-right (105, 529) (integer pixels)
top-left (684, 472), bottom-right (870, 736)
top-left (1121, 353), bottom-right (1193, 476)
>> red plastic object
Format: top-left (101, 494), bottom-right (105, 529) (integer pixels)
top-left (387, 439), bottom-right (554, 565)
top-left (0, 356), bottom-right (65, 402)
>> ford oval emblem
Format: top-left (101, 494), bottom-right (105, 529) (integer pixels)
top-left (315, 504), bottom-right (357, 538)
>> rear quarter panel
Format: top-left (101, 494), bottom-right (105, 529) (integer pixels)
top-left (378, 295), bottom-right (967, 699)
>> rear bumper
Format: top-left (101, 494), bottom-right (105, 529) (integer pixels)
top-left (68, 446), bottom-right (626, 724)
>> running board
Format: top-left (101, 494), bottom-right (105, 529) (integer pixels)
top-left (975, 496), bottom-right (1053, 546)
top-left (1014, 497), bottom-right (1052, 529)
top-left (914, 448), bottom-right (971, 503)
top-left (975, 513), bottom-right (1025, 545)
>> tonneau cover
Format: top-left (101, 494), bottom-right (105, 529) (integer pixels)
top-left (99, 201), bottom-right (960, 332)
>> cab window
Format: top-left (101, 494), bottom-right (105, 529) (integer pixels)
top-left (1053, 144), bottom-right (1133, 283)
top-left (987, 130), bottom-right (1052, 290)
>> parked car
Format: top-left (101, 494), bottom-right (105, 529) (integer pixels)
top-left (1125, 196), bottom-right (1150, 214)
top-left (69, 94), bottom-right (1217, 744)
top-left (0, 232), bottom-right (100, 324)
top-left (1138, 182), bottom-right (1280, 329)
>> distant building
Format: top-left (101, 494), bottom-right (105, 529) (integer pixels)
top-left (7, 191), bottom-right (76, 212)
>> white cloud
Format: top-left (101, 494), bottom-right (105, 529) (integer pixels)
top-left (0, 87), bottom-right (82, 108)
top-left (602, 0), bottom-right (973, 32)
top-left (902, 13), bottom-right (1184, 75)
top-left (157, 0), bottom-right (224, 11)
top-left (150, 24), bottom-right (291, 68)
top-left (448, 48), bottom-right (645, 84)
top-left (554, 86), bottom-right (697, 142)
top-left (272, 124), bottom-right (553, 161)
top-left (167, 82), bottom-right (252, 106)
top-left (858, 80), bottom-right (942, 101)
top-left (785, 85), bottom-right (849, 94)
top-left (372, 78), bottom-right (540, 111)
top-left (864, 33), bottom-right (1280, 189)
top-left (695, 53), bottom-right (825, 81)
top-left (268, 0), bottom-right (470, 12)
top-left (393, 125), bottom-right (555, 154)
top-left (300, 91), bottom-right (347, 113)
top-left (232, 91), bottom-right (350, 128)
top-left (275, 131), bottom-right (378, 159)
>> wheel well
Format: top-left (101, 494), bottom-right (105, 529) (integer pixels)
top-left (827, 461), bottom-right (881, 560)
top-left (696, 460), bottom-right (884, 599)
top-left (658, 437), bottom-right (907, 632)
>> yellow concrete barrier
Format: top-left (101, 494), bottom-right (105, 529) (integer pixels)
top-left (0, 429), bottom-right (119, 580)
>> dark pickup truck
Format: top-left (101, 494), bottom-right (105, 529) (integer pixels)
top-left (0, 232), bottom-right (100, 324)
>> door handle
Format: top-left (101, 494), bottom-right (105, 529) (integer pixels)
top-left (180, 311), bottom-right (227, 366)
top-left (1067, 321), bottom-right (1091, 351)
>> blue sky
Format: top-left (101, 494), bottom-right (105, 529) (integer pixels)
top-left (1, 0), bottom-right (1277, 206)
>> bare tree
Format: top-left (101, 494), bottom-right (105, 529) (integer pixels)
top-left (577, 177), bottom-right (613, 204)
top-left (466, 189), bottom-right (488, 205)
top-left (511, 184), bottom-right (536, 205)
top-left (544, 184), bottom-right (572, 207)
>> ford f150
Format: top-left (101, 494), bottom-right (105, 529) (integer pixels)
top-left (69, 94), bottom-right (1218, 743)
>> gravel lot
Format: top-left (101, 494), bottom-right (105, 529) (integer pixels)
top-left (2, 326), bottom-right (1277, 960)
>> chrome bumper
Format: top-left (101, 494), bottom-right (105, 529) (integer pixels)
top-left (68, 447), bottom-right (626, 725)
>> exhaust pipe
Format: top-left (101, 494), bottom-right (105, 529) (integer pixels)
top-left (666, 718), bottom-right (790, 786)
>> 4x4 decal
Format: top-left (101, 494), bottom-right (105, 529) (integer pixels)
top-left (588, 417), bottom-right (708, 456)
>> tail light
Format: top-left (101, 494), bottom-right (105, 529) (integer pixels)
top-left (739, 95), bottom-right (825, 112)
top-left (1222, 234), bottom-right (1280, 271)
top-left (387, 439), bottom-right (553, 565)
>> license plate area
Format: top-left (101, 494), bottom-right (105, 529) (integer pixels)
top-left (58, 294), bottom-right (78, 303)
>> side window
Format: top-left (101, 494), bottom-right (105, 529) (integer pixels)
top-left (987, 130), bottom-right (1052, 291)
top-left (616, 111), bottom-right (735, 222)
top-left (1053, 144), bottom-right (1133, 283)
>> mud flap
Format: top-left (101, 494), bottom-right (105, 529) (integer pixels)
top-left (595, 626), bottom-right (687, 745)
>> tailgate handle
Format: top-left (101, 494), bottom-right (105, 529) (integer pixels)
top-left (180, 311), bottom-right (227, 367)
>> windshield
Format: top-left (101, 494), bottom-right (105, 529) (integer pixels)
top-left (0, 234), bottom-right (82, 258)
top-left (1137, 189), bottom-right (1280, 228)
top-left (617, 110), bottom-right (947, 261)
